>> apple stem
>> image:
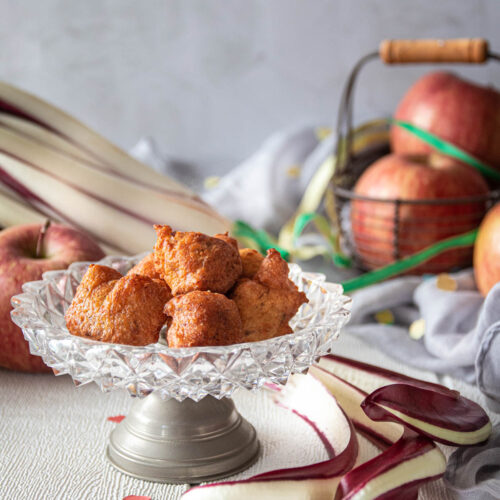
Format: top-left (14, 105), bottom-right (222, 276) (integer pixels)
top-left (35, 219), bottom-right (51, 258)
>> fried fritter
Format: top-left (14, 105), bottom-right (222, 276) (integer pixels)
top-left (214, 232), bottom-right (239, 251)
top-left (239, 248), bottom-right (264, 278)
top-left (65, 264), bottom-right (171, 346)
top-left (127, 252), bottom-right (164, 281)
top-left (165, 291), bottom-right (244, 348)
top-left (154, 225), bottom-right (242, 295)
top-left (230, 249), bottom-right (308, 342)
top-left (65, 264), bottom-right (122, 338)
top-left (254, 248), bottom-right (294, 289)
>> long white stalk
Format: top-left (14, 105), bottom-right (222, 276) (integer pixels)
top-left (0, 81), bottom-right (192, 195)
top-left (0, 113), bottom-right (197, 196)
top-left (0, 189), bottom-right (47, 226)
top-left (0, 152), bottom-right (157, 253)
top-left (0, 126), bottom-right (230, 235)
top-left (0, 189), bottom-right (122, 254)
top-left (0, 112), bottom-right (102, 166)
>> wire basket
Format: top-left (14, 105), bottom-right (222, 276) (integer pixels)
top-left (329, 38), bottom-right (500, 274)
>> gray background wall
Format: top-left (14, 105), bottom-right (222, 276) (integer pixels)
top-left (1, 0), bottom-right (499, 175)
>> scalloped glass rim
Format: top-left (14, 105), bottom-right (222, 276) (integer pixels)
top-left (11, 254), bottom-right (351, 401)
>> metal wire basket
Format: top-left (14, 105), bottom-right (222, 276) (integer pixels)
top-left (329, 38), bottom-right (500, 274)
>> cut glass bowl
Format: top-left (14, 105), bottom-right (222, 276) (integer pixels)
top-left (11, 254), bottom-right (351, 402)
top-left (11, 253), bottom-right (351, 483)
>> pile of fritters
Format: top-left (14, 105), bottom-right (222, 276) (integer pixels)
top-left (65, 225), bottom-right (308, 347)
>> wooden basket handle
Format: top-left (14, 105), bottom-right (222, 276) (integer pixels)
top-left (380, 38), bottom-right (489, 64)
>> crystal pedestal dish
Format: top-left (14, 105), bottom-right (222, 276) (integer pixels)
top-left (11, 255), bottom-right (351, 483)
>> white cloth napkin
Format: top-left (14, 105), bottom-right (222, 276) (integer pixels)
top-left (444, 424), bottom-right (500, 500)
top-left (131, 125), bottom-right (335, 233)
top-left (346, 270), bottom-right (500, 414)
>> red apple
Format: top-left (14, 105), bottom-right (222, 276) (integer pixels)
top-left (351, 153), bottom-right (489, 273)
top-left (391, 72), bottom-right (500, 169)
top-left (1, 223), bottom-right (104, 372)
top-left (473, 203), bottom-right (500, 296)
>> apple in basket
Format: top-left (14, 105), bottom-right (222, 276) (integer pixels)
top-left (474, 203), bottom-right (500, 296)
top-left (351, 153), bottom-right (488, 273)
top-left (0, 223), bottom-right (104, 372)
top-left (391, 71), bottom-right (500, 169)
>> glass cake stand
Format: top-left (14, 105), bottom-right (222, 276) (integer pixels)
top-left (11, 254), bottom-right (351, 484)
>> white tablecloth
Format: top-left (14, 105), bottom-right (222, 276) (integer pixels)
top-left (1, 333), bottom-right (498, 500)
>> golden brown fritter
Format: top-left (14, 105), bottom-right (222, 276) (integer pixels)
top-left (154, 225), bottom-right (242, 295)
top-left (65, 264), bottom-right (122, 338)
top-left (239, 248), bottom-right (264, 278)
top-left (254, 248), bottom-right (294, 289)
top-left (65, 264), bottom-right (171, 346)
top-left (98, 274), bottom-right (171, 345)
top-left (164, 291), bottom-right (244, 348)
top-left (127, 252), bottom-right (164, 281)
top-left (214, 232), bottom-right (239, 251)
top-left (230, 249), bottom-right (308, 342)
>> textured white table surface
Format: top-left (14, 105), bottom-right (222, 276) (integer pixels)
top-left (1, 333), bottom-right (498, 500)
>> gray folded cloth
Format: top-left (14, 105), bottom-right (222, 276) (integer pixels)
top-left (345, 270), bottom-right (500, 410)
top-left (444, 424), bottom-right (500, 499)
top-left (130, 126), bottom-right (334, 234)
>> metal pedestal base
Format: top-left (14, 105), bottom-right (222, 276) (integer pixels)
top-left (107, 393), bottom-right (260, 483)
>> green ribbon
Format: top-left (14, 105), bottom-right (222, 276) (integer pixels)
top-left (232, 220), bottom-right (290, 261)
top-left (232, 214), bottom-right (351, 267)
top-left (233, 119), bottom-right (492, 291)
top-left (293, 212), bottom-right (351, 267)
top-left (392, 120), bottom-right (500, 182)
top-left (342, 229), bottom-right (478, 293)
